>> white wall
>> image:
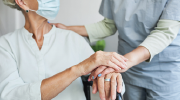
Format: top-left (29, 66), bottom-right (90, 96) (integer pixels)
top-left (51, 0), bottom-right (118, 52)
top-left (0, 0), bottom-right (15, 35)
top-left (0, 0), bottom-right (25, 35)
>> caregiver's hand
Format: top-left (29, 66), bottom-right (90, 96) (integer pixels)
top-left (51, 23), bottom-right (88, 36)
top-left (51, 23), bottom-right (67, 29)
top-left (89, 47), bottom-right (149, 79)
top-left (92, 72), bottom-right (122, 100)
top-left (89, 65), bottom-right (129, 81)
top-left (75, 51), bottom-right (128, 76)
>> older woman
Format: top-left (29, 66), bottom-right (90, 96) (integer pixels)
top-left (0, 0), bottom-right (127, 100)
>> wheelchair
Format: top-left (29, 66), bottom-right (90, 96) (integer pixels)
top-left (81, 75), bottom-right (123, 100)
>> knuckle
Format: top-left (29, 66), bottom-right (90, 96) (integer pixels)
top-left (110, 55), bottom-right (114, 60)
top-left (100, 95), bottom-right (105, 99)
top-left (105, 74), bottom-right (109, 78)
top-left (111, 80), bottom-right (116, 84)
top-left (103, 71), bottom-right (108, 75)
top-left (96, 51), bottom-right (102, 55)
top-left (94, 52), bottom-right (99, 57)
top-left (107, 61), bottom-right (111, 65)
top-left (112, 52), bottom-right (117, 56)
top-left (99, 66), bottom-right (105, 69)
top-left (120, 63), bottom-right (124, 66)
top-left (94, 72), bottom-right (98, 77)
top-left (99, 85), bottom-right (104, 89)
top-left (105, 70), bottom-right (111, 75)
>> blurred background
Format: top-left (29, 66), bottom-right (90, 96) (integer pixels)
top-left (0, 0), bottom-right (118, 52)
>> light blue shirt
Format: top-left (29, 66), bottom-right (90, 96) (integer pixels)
top-left (0, 26), bottom-right (94, 100)
top-left (99, 0), bottom-right (180, 91)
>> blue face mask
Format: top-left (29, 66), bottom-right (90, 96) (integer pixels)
top-left (29, 0), bottom-right (60, 20)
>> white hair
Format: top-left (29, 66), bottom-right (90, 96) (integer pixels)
top-left (2, 0), bottom-right (22, 11)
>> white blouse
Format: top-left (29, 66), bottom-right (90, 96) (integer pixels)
top-left (0, 26), bottom-right (95, 100)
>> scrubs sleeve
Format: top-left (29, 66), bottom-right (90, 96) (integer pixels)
top-left (99, 0), bottom-right (113, 20)
top-left (140, 20), bottom-right (180, 62)
top-left (161, 0), bottom-right (180, 21)
top-left (85, 18), bottom-right (117, 43)
top-left (0, 47), bottom-right (42, 100)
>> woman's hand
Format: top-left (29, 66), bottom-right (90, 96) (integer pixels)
top-left (89, 65), bottom-right (129, 81)
top-left (92, 72), bottom-right (122, 100)
top-left (75, 51), bottom-right (128, 76)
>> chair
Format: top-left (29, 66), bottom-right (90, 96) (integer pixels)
top-left (81, 75), bottom-right (123, 100)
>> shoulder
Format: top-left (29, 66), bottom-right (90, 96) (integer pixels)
top-left (54, 27), bottom-right (94, 58)
top-left (55, 28), bottom-right (88, 44)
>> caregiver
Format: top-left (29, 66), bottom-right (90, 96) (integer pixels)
top-left (53, 0), bottom-right (180, 100)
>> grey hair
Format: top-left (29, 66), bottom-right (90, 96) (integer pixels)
top-left (2, 0), bottom-right (22, 11)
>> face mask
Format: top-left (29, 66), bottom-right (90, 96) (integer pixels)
top-left (28, 0), bottom-right (60, 20)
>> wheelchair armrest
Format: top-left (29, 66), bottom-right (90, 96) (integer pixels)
top-left (81, 75), bottom-right (123, 100)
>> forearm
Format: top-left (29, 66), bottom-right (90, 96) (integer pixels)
top-left (66, 26), bottom-right (88, 36)
top-left (124, 46), bottom-right (150, 69)
top-left (140, 20), bottom-right (180, 61)
top-left (41, 66), bottom-right (81, 100)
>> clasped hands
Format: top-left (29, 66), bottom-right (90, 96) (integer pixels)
top-left (76, 51), bottom-right (129, 100)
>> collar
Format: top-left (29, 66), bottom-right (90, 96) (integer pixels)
top-left (22, 25), bottom-right (56, 46)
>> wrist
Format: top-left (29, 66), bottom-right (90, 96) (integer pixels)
top-left (124, 53), bottom-right (137, 68)
top-left (66, 26), bottom-right (70, 30)
top-left (70, 65), bottom-right (82, 77)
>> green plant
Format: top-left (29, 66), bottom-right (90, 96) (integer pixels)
top-left (91, 40), bottom-right (106, 52)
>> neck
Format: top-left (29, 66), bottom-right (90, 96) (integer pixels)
top-left (23, 11), bottom-right (52, 49)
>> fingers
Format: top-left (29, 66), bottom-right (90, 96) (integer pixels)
top-left (88, 69), bottom-right (96, 81)
top-left (106, 60), bottom-right (121, 71)
top-left (94, 51), bottom-right (127, 71)
top-left (93, 66), bottom-right (107, 79)
top-left (111, 56), bottom-right (126, 69)
top-left (101, 68), bottom-right (115, 77)
top-left (92, 79), bottom-right (98, 94)
top-left (97, 72), bottom-right (122, 100)
top-left (49, 23), bottom-right (57, 26)
top-left (121, 55), bottom-right (128, 62)
top-left (49, 23), bottom-right (67, 29)
top-left (116, 74), bottom-right (122, 93)
top-left (112, 52), bottom-right (128, 66)
top-left (111, 75), bottom-right (117, 100)
top-left (97, 76), bottom-right (105, 100)
top-left (104, 74), bottom-right (112, 100)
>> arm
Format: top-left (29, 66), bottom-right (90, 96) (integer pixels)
top-left (121, 20), bottom-right (180, 71)
top-left (52, 18), bottom-right (117, 41)
top-left (41, 66), bottom-right (81, 100)
top-left (0, 47), bottom-right (127, 100)
top-left (121, 46), bottom-right (150, 72)
top-left (90, 19), bottom-right (180, 75)
top-left (0, 46), bottom-right (83, 100)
